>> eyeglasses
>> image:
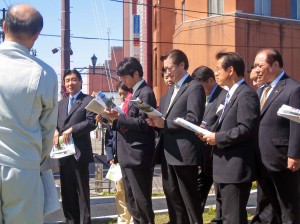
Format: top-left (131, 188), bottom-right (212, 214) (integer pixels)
top-left (164, 66), bottom-right (175, 72)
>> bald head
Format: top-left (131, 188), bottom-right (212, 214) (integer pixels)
top-left (4, 4), bottom-right (43, 40)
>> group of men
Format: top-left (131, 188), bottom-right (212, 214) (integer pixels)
top-left (0, 3), bottom-right (300, 224)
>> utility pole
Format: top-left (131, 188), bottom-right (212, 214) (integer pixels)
top-left (61, 0), bottom-right (71, 98)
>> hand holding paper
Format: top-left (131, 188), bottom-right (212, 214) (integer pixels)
top-left (130, 97), bottom-right (163, 117)
top-left (50, 135), bottom-right (76, 159)
top-left (173, 117), bottom-right (212, 136)
top-left (277, 104), bottom-right (300, 123)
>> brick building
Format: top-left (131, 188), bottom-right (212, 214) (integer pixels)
top-left (87, 46), bottom-right (123, 104)
top-left (123, 0), bottom-right (153, 86)
top-left (152, 0), bottom-right (300, 104)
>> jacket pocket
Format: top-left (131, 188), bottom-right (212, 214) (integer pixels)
top-left (272, 138), bottom-right (289, 146)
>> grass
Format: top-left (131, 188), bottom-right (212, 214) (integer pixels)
top-left (91, 208), bottom-right (254, 224)
top-left (91, 208), bottom-right (217, 224)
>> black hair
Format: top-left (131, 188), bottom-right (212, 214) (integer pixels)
top-left (191, 66), bottom-right (215, 82)
top-left (160, 49), bottom-right (189, 70)
top-left (116, 81), bottom-right (130, 92)
top-left (256, 48), bottom-right (283, 68)
top-left (216, 51), bottom-right (245, 77)
top-left (116, 57), bottom-right (143, 77)
top-left (63, 69), bottom-right (82, 82)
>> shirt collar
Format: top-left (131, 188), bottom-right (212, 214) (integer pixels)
top-left (175, 73), bottom-right (189, 88)
top-left (70, 91), bottom-right (81, 100)
top-left (132, 79), bottom-right (144, 94)
top-left (260, 70), bottom-right (285, 89)
top-left (270, 70), bottom-right (285, 88)
top-left (2, 41), bottom-right (30, 54)
top-left (227, 79), bottom-right (244, 101)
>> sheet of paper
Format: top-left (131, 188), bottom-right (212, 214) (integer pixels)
top-left (130, 98), bottom-right (163, 117)
top-left (85, 99), bottom-right (116, 122)
top-left (173, 117), bottom-right (212, 136)
top-left (277, 104), bottom-right (300, 123)
top-left (50, 136), bottom-right (76, 159)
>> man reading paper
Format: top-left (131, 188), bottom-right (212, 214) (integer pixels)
top-left (199, 52), bottom-right (260, 224)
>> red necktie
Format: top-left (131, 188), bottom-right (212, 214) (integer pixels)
top-left (122, 90), bottom-right (133, 116)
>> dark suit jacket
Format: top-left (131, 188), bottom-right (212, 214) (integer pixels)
top-left (105, 124), bottom-right (116, 162)
top-left (203, 85), bottom-right (228, 127)
top-left (112, 80), bottom-right (156, 169)
top-left (162, 75), bottom-right (206, 165)
top-left (258, 74), bottom-right (300, 172)
top-left (213, 82), bottom-right (260, 184)
top-left (202, 85), bottom-right (227, 172)
top-left (57, 92), bottom-right (97, 165)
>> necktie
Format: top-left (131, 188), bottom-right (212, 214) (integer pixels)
top-left (167, 84), bottom-right (180, 111)
top-left (205, 96), bottom-right (210, 106)
top-left (122, 90), bottom-right (133, 116)
top-left (218, 93), bottom-right (230, 123)
top-left (68, 97), bottom-right (75, 114)
top-left (260, 85), bottom-right (271, 110)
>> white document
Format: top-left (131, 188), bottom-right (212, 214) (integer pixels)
top-left (41, 169), bottom-right (61, 216)
top-left (85, 98), bottom-right (116, 123)
top-left (130, 97), bottom-right (163, 117)
top-left (96, 92), bottom-right (124, 115)
top-left (105, 163), bottom-right (122, 182)
top-left (50, 136), bottom-right (76, 159)
top-left (277, 104), bottom-right (300, 123)
top-left (173, 117), bottom-right (212, 136)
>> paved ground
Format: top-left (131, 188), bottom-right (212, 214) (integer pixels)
top-left (44, 133), bottom-right (257, 223)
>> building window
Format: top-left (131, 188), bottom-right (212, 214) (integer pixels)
top-left (208, 0), bottom-right (224, 17)
top-left (255, 0), bottom-right (271, 16)
top-left (291, 0), bottom-right (300, 19)
top-left (182, 0), bottom-right (186, 22)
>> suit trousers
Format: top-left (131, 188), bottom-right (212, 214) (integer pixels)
top-left (60, 157), bottom-right (91, 224)
top-left (0, 166), bottom-right (43, 224)
top-left (161, 157), bottom-right (202, 224)
top-left (210, 182), bottom-right (223, 224)
top-left (251, 167), bottom-right (300, 224)
top-left (197, 166), bottom-right (213, 217)
top-left (115, 178), bottom-right (132, 224)
top-left (121, 167), bottom-right (154, 224)
top-left (218, 182), bottom-right (251, 224)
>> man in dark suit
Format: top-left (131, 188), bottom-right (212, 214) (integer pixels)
top-left (191, 66), bottom-right (227, 224)
top-left (104, 57), bottom-right (156, 224)
top-left (54, 69), bottom-right (96, 224)
top-left (147, 49), bottom-right (206, 224)
top-left (200, 52), bottom-right (260, 224)
top-left (251, 48), bottom-right (300, 224)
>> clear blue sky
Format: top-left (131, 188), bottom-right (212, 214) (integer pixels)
top-left (0, 0), bottom-right (123, 74)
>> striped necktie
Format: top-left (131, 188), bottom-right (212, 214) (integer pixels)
top-left (218, 93), bottom-right (230, 123)
top-left (260, 85), bottom-right (271, 110)
top-left (68, 97), bottom-right (75, 114)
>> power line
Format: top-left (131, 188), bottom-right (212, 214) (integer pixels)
top-left (39, 33), bottom-right (300, 50)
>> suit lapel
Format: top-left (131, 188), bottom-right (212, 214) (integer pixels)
top-left (65, 92), bottom-right (84, 121)
top-left (204, 86), bottom-right (222, 117)
top-left (164, 76), bottom-right (192, 117)
top-left (216, 83), bottom-right (245, 129)
top-left (163, 86), bottom-right (174, 117)
top-left (61, 98), bottom-right (69, 120)
top-left (260, 75), bottom-right (287, 115)
top-left (129, 80), bottom-right (146, 111)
